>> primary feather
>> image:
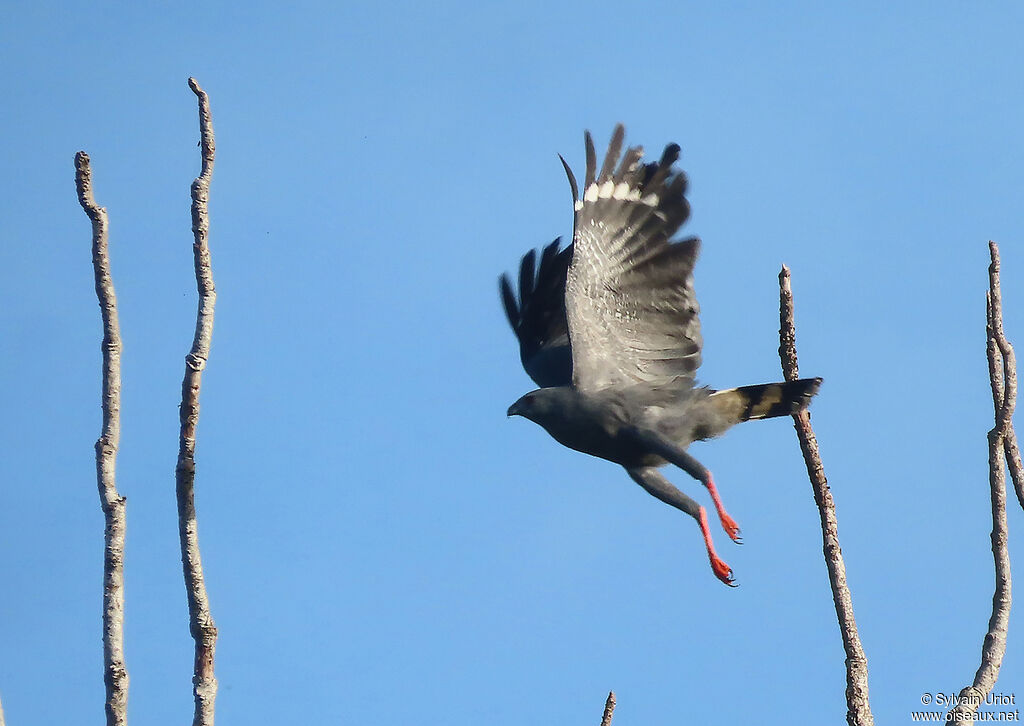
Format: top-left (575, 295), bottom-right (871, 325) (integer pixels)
top-left (567, 125), bottom-right (702, 390)
top-left (499, 238), bottom-right (573, 388)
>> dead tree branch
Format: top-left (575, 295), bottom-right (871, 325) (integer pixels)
top-left (946, 242), bottom-right (1016, 721)
top-left (0, 691), bottom-right (6, 726)
top-left (74, 151), bottom-right (129, 726)
top-left (175, 77), bottom-right (218, 726)
top-left (778, 265), bottom-right (873, 726)
top-left (987, 243), bottom-right (1024, 515)
top-left (599, 691), bottom-right (615, 726)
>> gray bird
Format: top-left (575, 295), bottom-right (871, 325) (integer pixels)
top-left (500, 125), bottom-right (821, 586)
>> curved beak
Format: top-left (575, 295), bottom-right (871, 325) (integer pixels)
top-left (506, 401), bottom-right (521, 418)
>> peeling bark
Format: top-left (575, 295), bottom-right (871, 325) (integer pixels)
top-left (75, 150), bottom-right (129, 726)
top-left (175, 77), bottom-right (219, 726)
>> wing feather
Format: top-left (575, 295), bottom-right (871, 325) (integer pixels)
top-left (598, 125), bottom-right (625, 181)
top-left (565, 126), bottom-right (702, 390)
top-left (499, 238), bottom-right (574, 388)
top-left (584, 131), bottom-right (597, 190)
top-left (614, 146), bottom-right (644, 182)
top-left (500, 273), bottom-right (519, 330)
top-left (518, 248), bottom-right (537, 304)
top-left (559, 154), bottom-right (579, 203)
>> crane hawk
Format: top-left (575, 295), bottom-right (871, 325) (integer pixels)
top-left (500, 125), bottom-right (821, 586)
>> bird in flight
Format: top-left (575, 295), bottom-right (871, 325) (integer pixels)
top-left (500, 125), bottom-right (821, 586)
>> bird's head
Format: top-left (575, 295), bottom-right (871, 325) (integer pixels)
top-left (507, 391), bottom-right (540, 421)
top-left (506, 388), bottom-right (569, 425)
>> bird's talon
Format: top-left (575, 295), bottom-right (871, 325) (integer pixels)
top-left (710, 555), bottom-right (735, 586)
top-left (720, 514), bottom-right (742, 543)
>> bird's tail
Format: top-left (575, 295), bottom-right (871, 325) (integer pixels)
top-left (708, 377), bottom-right (822, 423)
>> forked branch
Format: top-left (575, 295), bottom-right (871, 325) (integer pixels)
top-left (175, 77), bottom-right (218, 726)
top-left (945, 242), bottom-right (1016, 721)
top-left (75, 151), bottom-right (129, 726)
top-left (778, 266), bottom-right (873, 726)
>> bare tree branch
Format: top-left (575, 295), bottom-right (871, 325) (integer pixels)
top-left (946, 242), bottom-right (1015, 722)
top-left (74, 151), bottom-right (129, 726)
top-left (175, 77), bottom-right (218, 726)
top-left (987, 242), bottom-right (1024, 514)
top-left (0, 691), bottom-right (6, 726)
top-left (778, 265), bottom-right (874, 726)
top-left (599, 691), bottom-right (615, 726)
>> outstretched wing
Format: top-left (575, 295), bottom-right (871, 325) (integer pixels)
top-left (565, 125), bottom-right (702, 391)
top-left (500, 238), bottom-right (574, 388)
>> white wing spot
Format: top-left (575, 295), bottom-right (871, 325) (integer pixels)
top-left (584, 184), bottom-right (599, 203)
top-left (598, 180), bottom-right (615, 199)
top-left (612, 182), bottom-right (631, 199)
top-left (574, 200), bottom-right (584, 211)
top-left (641, 194), bottom-right (659, 207)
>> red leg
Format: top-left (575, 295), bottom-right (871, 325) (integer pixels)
top-left (625, 466), bottom-right (739, 587)
top-left (631, 432), bottom-right (743, 544)
top-left (698, 506), bottom-right (736, 587)
top-left (705, 471), bottom-right (742, 543)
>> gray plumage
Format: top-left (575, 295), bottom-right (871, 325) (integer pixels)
top-left (500, 238), bottom-right (573, 388)
top-left (566, 128), bottom-right (702, 390)
top-left (501, 125), bottom-right (821, 586)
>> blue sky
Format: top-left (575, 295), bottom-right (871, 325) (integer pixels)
top-left (2, 2), bottom-right (1023, 723)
